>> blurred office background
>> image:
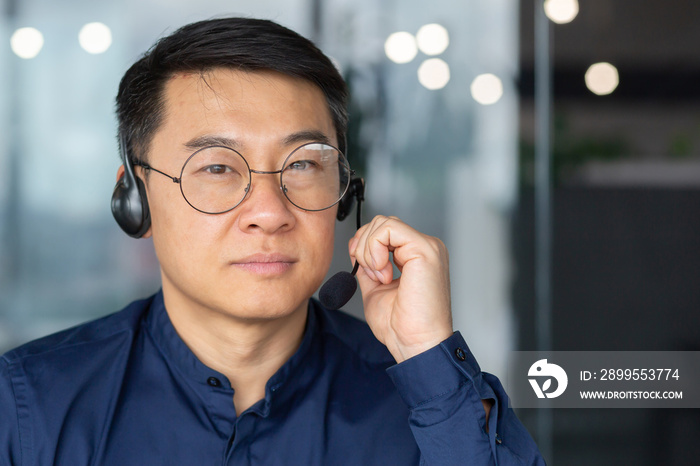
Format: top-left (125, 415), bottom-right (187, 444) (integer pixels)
top-left (0, 0), bottom-right (698, 463)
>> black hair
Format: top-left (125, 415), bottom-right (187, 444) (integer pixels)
top-left (116, 17), bottom-right (348, 163)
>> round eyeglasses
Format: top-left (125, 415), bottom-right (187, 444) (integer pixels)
top-left (133, 142), bottom-right (353, 214)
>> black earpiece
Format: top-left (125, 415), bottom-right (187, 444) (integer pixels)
top-left (111, 136), bottom-right (151, 238)
top-left (336, 178), bottom-right (364, 222)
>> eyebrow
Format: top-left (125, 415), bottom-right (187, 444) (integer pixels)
top-left (281, 130), bottom-right (332, 147)
top-left (182, 130), bottom-right (332, 152)
top-left (184, 135), bottom-right (240, 150)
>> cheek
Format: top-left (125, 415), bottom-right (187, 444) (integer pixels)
top-left (303, 212), bottom-right (337, 266)
top-left (147, 186), bottom-right (222, 262)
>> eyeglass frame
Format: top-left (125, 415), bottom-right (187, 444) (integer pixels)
top-left (131, 142), bottom-right (354, 215)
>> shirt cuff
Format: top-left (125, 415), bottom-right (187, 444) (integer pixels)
top-left (385, 331), bottom-right (492, 409)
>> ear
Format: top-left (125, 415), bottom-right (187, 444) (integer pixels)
top-left (116, 164), bottom-right (125, 182)
top-left (137, 169), bottom-right (153, 239)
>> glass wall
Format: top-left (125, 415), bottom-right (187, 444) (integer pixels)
top-left (0, 1), bottom-right (521, 382)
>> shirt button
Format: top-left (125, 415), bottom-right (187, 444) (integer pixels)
top-left (455, 347), bottom-right (466, 361)
top-left (207, 377), bottom-right (221, 387)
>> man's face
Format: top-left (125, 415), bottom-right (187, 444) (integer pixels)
top-left (142, 69), bottom-right (338, 321)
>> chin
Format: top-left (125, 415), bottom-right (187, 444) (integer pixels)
top-left (224, 273), bottom-right (324, 318)
top-left (167, 266), bottom-right (325, 322)
top-left (222, 297), bottom-right (309, 322)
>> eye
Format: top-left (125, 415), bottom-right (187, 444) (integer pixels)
top-left (287, 160), bottom-right (318, 171)
top-left (203, 164), bottom-right (232, 175)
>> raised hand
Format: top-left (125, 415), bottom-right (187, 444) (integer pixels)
top-left (349, 215), bottom-right (454, 363)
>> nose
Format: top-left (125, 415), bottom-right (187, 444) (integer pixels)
top-left (236, 171), bottom-right (295, 234)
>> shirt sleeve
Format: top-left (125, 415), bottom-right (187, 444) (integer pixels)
top-left (0, 358), bottom-right (23, 466)
top-left (385, 332), bottom-right (545, 465)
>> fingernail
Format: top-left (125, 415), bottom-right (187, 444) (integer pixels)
top-left (362, 266), bottom-right (375, 281)
top-left (374, 270), bottom-right (384, 283)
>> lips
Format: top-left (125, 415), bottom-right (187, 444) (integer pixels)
top-left (231, 253), bottom-right (296, 275)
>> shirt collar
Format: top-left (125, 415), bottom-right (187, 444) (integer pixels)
top-left (145, 291), bottom-right (228, 389)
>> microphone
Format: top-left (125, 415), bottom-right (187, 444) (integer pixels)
top-left (319, 262), bottom-right (360, 310)
top-left (319, 178), bottom-right (364, 310)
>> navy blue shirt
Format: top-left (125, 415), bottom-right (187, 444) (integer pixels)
top-left (1, 292), bottom-right (543, 465)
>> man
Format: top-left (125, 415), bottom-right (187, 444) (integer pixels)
top-left (0, 18), bottom-right (543, 465)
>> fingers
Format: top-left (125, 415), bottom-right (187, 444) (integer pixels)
top-left (349, 216), bottom-right (391, 284)
top-left (356, 216), bottom-right (392, 283)
top-left (348, 215), bottom-right (444, 285)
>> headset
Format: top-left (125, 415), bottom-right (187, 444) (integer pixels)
top-left (111, 135), bottom-right (364, 238)
top-left (111, 136), bottom-right (151, 238)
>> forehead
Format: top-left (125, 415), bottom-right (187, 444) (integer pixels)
top-left (156, 68), bottom-right (336, 148)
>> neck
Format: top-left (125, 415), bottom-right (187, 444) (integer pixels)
top-left (162, 285), bottom-right (309, 415)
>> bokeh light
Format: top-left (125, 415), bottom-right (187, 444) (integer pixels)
top-left (10, 27), bottom-right (44, 59)
top-left (585, 62), bottom-right (619, 95)
top-left (78, 22), bottom-right (113, 54)
top-left (543, 0), bottom-right (579, 24)
top-left (384, 31), bottom-right (418, 64)
top-left (470, 73), bottom-right (504, 105)
top-left (417, 58), bottom-right (450, 90)
top-left (416, 23), bottom-right (449, 56)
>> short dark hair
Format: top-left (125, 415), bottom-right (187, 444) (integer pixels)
top-left (116, 17), bottom-right (348, 163)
